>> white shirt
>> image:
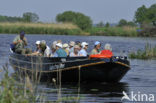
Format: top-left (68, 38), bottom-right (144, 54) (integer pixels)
top-left (69, 52), bottom-right (80, 57)
top-left (79, 49), bottom-right (87, 56)
top-left (44, 46), bottom-right (51, 57)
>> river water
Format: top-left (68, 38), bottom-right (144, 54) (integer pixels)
top-left (0, 34), bottom-right (156, 103)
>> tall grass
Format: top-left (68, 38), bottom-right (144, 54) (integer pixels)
top-left (0, 63), bottom-right (81, 103)
top-left (0, 22), bottom-right (82, 35)
top-left (89, 26), bottom-right (138, 36)
top-left (129, 43), bottom-right (156, 59)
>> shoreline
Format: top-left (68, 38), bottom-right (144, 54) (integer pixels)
top-left (0, 22), bottom-right (154, 37)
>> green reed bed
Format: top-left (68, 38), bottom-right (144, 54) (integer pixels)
top-left (0, 22), bottom-right (82, 35)
top-left (129, 43), bottom-right (156, 59)
top-left (0, 64), bottom-right (81, 103)
top-left (89, 26), bottom-right (138, 37)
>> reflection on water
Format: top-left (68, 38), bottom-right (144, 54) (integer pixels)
top-left (36, 82), bottom-right (129, 103)
top-left (0, 34), bottom-right (156, 102)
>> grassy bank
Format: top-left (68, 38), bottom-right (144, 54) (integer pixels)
top-left (89, 26), bottom-right (138, 36)
top-left (0, 22), bottom-right (139, 36)
top-left (0, 22), bottom-right (83, 35)
top-left (129, 43), bottom-right (156, 59)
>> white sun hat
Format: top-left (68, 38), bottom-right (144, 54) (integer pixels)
top-left (63, 43), bottom-right (69, 48)
top-left (56, 43), bottom-right (63, 48)
top-left (69, 41), bottom-right (75, 47)
top-left (35, 41), bottom-right (41, 45)
top-left (81, 42), bottom-right (88, 48)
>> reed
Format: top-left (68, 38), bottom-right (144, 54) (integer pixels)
top-left (129, 43), bottom-right (156, 59)
top-left (0, 62), bottom-right (82, 102)
top-left (0, 22), bottom-right (82, 35)
top-left (89, 26), bottom-right (138, 36)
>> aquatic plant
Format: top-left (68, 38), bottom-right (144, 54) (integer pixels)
top-left (0, 63), bottom-right (82, 103)
top-left (129, 43), bottom-right (156, 59)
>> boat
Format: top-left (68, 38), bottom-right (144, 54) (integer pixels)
top-left (9, 53), bottom-right (130, 83)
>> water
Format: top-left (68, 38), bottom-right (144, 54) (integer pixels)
top-left (0, 34), bottom-right (156, 102)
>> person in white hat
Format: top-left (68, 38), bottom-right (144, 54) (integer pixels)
top-left (90, 41), bottom-right (101, 55)
top-left (35, 40), bottom-right (41, 53)
top-left (79, 42), bottom-right (89, 56)
top-left (63, 43), bottom-right (69, 56)
top-left (54, 43), bottom-right (67, 57)
top-left (26, 40), bottom-right (41, 56)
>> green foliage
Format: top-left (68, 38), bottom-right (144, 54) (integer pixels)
top-left (105, 22), bottom-right (110, 28)
top-left (96, 21), bottom-right (104, 27)
top-left (135, 4), bottom-right (156, 26)
top-left (89, 26), bottom-right (138, 36)
top-left (118, 19), bottom-right (127, 26)
top-left (0, 12), bottom-right (39, 23)
top-left (0, 22), bottom-right (82, 35)
top-left (23, 12), bottom-right (39, 23)
top-left (129, 43), bottom-right (156, 59)
top-left (118, 19), bottom-right (136, 27)
top-left (0, 65), bottom-right (34, 103)
top-left (56, 11), bottom-right (92, 30)
top-left (0, 15), bottom-right (23, 22)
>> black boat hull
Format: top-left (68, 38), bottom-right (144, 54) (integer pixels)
top-left (9, 53), bottom-right (130, 83)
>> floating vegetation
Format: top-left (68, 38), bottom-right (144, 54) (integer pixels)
top-left (129, 43), bottom-right (156, 59)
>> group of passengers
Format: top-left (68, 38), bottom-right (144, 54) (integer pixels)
top-left (11, 31), bottom-right (113, 57)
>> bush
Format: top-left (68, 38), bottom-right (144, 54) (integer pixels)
top-left (56, 11), bottom-right (92, 30)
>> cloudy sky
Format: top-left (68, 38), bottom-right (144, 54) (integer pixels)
top-left (0, 0), bottom-right (155, 23)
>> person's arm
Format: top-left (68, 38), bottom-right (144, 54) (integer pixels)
top-left (13, 37), bottom-right (22, 45)
top-left (23, 37), bottom-right (27, 46)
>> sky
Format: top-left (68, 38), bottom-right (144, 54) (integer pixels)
top-left (0, 0), bottom-right (155, 23)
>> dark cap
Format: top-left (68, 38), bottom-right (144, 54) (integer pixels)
top-left (20, 31), bottom-right (25, 36)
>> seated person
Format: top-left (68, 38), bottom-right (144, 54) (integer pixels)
top-left (79, 42), bottom-right (88, 56)
top-left (35, 40), bottom-right (41, 53)
top-left (13, 31), bottom-right (31, 54)
top-left (90, 41), bottom-right (101, 55)
top-left (69, 45), bottom-right (80, 57)
top-left (54, 43), bottom-right (67, 57)
top-left (63, 43), bottom-right (69, 56)
top-left (41, 40), bottom-right (51, 57)
top-left (100, 43), bottom-right (113, 57)
top-left (69, 41), bottom-right (75, 54)
top-left (26, 41), bottom-right (42, 56)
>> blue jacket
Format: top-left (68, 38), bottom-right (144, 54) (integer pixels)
top-left (55, 48), bottom-right (67, 57)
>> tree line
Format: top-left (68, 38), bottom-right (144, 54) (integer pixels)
top-left (0, 12), bottom-right (39, 23)
top-left (0, 3), bottom-right (156, 31)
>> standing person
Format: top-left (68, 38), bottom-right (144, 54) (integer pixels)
top-left (79, 42), bottom-right (89, 56)
top-left (13, 31), bottom-right (31, 54)
top-left (54, 43), bottom-right (67, 57)
top-left (69, 45), bottom-right (80, 57)
top-left (90, 41), bottom-right (101, 55)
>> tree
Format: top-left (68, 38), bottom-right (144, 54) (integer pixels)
top-left (56, 11), bottom-right (92, 30)
top-left (134, 5), bottom-right (148, 25)
top-left (127, 21), bottom-right (137, 27)
top-left (96, 21), bottom-right (104, 27)
top-left (23, 12), bottom-right (39, 22)
top-left (105, 22), bottom-right (110, 28)
top-left (118, 19), bottom-right (127, 26)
